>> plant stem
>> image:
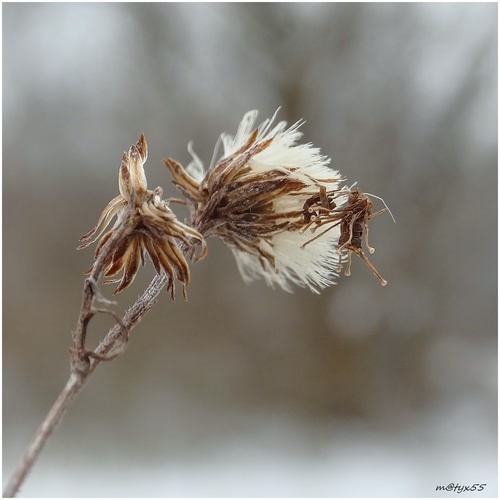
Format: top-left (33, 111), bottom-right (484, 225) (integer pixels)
top-left (3, 272), bottom-right (167, 498)
top-left (3, 193), bottom-right (170, 498)
top-left (3, 374), bottom-right (82, 498)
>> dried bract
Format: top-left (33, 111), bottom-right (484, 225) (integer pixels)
top-left (79, 134), bottom-right (206, 298)
top-left (333, 190), bottom-right (388, 286)
top-left (166, 110), bottom-right (389, 292)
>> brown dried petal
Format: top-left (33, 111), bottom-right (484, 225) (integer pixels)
top-left (163, 158), bottom-right (201, 206)
top-left (113, 238), bottom-right (142, 294)
top-left (78, 195), bottom-right (126, 248)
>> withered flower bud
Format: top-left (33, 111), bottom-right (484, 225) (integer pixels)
top-left (78, 134), bottom-right (206, 298)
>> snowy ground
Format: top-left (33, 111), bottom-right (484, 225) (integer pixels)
top-left (6, 396), bottom-right (497, 498)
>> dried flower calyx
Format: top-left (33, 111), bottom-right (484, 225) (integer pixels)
top-left (165, 110), bottom-right (390, 292)
top-left (78, 134), bottom-right (206, 298)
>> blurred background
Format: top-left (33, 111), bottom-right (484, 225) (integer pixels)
top-left (3, 3), bottom-right (497, 497)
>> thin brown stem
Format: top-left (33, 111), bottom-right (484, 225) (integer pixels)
top-left (3, 195), bottom-right (169, 498)
top-left (3, 374), bottom-right (83, 498)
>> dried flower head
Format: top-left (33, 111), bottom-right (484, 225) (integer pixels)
top-left (78, 134), bottom-right (206, 298)
top-left (165, 110), bottom-right (389, 292)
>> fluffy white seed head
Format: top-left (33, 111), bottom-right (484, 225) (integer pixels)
top-left (185, 109), bottom-right (351, 292)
